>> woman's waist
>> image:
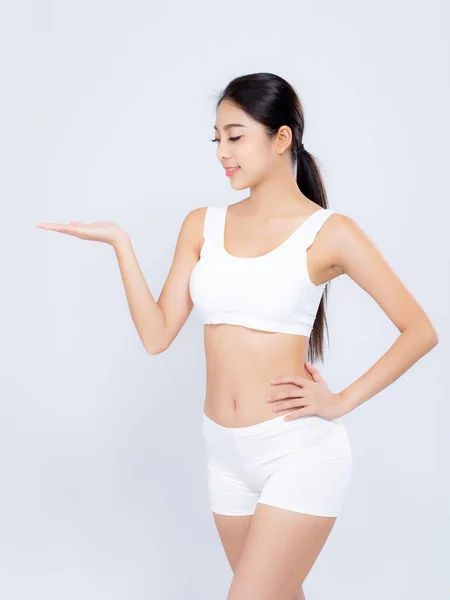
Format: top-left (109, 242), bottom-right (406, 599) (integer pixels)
top-left (203, 327), bottom-right (313, 427)
top-left (204, 370), bottom-right (316, 428)
top-left (205, 354), bottom-right (311, 391)
top-left (204, 342), bottom-right (309, 384)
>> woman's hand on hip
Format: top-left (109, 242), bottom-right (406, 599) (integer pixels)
top-left (266, 361), bottom-right (350, 421)
top-left (36, 220), bottom-right (129, 247)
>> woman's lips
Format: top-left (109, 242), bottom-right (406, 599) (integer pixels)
top-left (225, 167), bottom-right (240, 177)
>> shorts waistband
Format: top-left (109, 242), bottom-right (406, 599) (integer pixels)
top-left (203, 410), bottom-right (312, 437)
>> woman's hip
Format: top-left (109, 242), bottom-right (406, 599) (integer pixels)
top-left (202, 409), bottom-right (352, 491)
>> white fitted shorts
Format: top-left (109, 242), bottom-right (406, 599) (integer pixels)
top-left (202, 410), bottom-right (353, 518)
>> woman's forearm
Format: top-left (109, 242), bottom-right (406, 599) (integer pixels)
top-left (112, 235), bottom-right (167, 354)
top-left (339, 325), bottom-right (438, 413)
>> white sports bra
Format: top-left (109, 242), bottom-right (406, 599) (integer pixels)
top-left (189, 205), bottom-right (336, 337)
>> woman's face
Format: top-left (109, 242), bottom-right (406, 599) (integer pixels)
top-left (212, 99), bottom-right (288, 191)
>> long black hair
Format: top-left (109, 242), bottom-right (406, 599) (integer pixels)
top-left (214, 72), bottom-right (330, 363)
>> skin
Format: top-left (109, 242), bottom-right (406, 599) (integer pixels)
top-left (203, 100), bottom-right (348, 427)
top-left (36, 97), bottom-right (438, 600)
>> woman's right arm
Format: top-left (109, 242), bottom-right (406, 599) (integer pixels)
top-left (112, 207), bottom-right (206, 354)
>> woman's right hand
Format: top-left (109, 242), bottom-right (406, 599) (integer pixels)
top-left (35, 220), bottom-right (129, 247)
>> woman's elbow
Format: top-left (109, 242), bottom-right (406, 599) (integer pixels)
top-left (415, 321), bottom-right (439, 351)
top-left (145, 341), bottom-right (169, 355)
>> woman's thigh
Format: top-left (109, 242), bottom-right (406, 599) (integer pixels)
top-left (212, 512), bottom-right (253, 572)
top-left (226, 503), bottom-right (336, 600)
top-left (212, 511), bottom-right (306, 600)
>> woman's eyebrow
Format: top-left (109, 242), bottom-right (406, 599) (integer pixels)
top-left (213, 123), bottom-right (247, 131)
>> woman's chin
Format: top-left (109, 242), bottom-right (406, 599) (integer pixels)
top-left (229, 177), bottom-right (248, 191)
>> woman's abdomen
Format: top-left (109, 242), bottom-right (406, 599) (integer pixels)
top-left (203, 324), bottom-right (314, 427)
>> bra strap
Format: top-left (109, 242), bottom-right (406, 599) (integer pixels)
top-left (200, 206), bottom-right (223, 257)
top-left (301, 209), bottom-right (336, 250)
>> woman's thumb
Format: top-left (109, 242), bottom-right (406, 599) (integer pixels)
top-left (305, 360), bottom-right (323, 382)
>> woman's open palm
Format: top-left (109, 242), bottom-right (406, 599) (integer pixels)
top-left (35, 220), bottom-right (127, 246)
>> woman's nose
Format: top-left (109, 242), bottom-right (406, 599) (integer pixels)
top-left (218, 147), bottom-right (232, 160)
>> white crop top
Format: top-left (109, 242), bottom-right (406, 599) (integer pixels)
top-left (189, 205), bottom-right (336, 337)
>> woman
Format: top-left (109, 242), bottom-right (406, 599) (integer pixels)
top-left (36, 72), bottom-right (438, 600)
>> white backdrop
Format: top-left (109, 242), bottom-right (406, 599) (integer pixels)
top-left (1, 1), bottom-right (448, 598)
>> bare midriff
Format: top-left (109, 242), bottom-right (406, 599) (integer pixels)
top-left (203, 323), bottom-right (314, 428)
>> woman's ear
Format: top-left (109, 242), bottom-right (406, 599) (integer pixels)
top-left (276, 125), bottom-right (293, 155)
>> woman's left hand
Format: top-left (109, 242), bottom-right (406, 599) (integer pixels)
top-left (266, 361), bottom-right (350, 421)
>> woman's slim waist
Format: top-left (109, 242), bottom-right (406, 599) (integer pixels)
top-left (204, 370), bottom-right (316, 428)
top-left (205, 363), bottom-right (313, 395)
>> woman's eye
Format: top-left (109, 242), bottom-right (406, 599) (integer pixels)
top-left (210, 136), bottom-right (241, 143)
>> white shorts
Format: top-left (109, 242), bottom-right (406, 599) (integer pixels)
top-left (202, 410), bottom-right (353, 518)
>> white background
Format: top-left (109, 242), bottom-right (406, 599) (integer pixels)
top-left (1, 1), bottom-right (448, 598)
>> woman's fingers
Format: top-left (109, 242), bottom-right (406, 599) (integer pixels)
top-left (270, 375), bottom-right (310, 386)
top-left (271, 400), bottom-right (308, 412)
top-left (36, 223), bottom-right (82, 237)
top-left (35, 220), bottom-right (125, 245)
top-left (36, 222), bottom-right (75, 230)
top-left (266, 390), bottom-right (306, 403)
top-left (282, 407), bottom-right (313, 421)
top-left (36, 223), bottom-right (57, 229)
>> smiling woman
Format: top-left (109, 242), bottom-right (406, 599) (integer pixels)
top-left (36, 70), bottom-right (439, 600)
top-left (212, 126), bottom-right (244, 177)
top-left (190, 72), bottom-right (436, 600)
top-left (224, 166), bottom-right (240, 177)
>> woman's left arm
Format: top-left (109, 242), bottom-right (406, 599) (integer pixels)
top-left (330, 214), bottom-right (439, 414)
